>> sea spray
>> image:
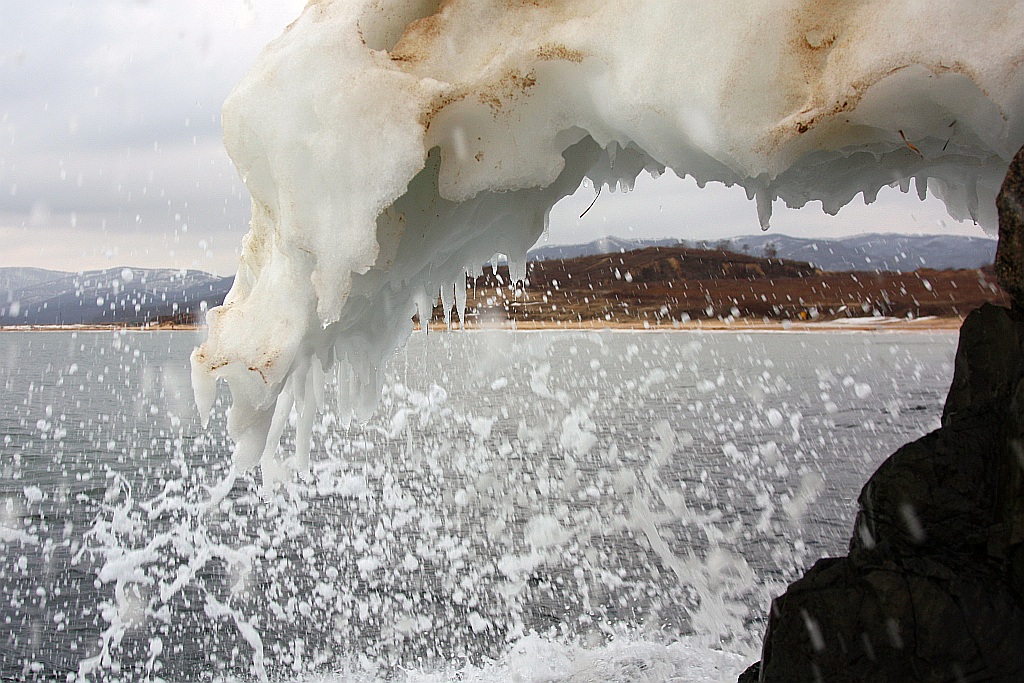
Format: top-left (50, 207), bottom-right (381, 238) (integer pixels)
top-left (0, 330), bottom-right (954, 680)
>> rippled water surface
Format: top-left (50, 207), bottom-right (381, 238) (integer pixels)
top-left (0, 329), bottom-right (956, 681)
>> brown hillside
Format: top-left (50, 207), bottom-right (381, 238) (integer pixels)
top-left (426, 245), bottom-right (1008, 325)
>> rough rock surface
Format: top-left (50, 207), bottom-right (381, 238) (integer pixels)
top-left (997, 145), bottom-right (1024, 306)
top-left (736, 662), bottom-right (761, 682)
top-left (742, 148), bottom-right (1024, 681)
top-left (750, 304), bottom-right (1024, 681)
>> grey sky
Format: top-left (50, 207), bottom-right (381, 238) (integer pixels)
top-left (0, 1), bottom-right (989, 276)
top-left (1, 0), bottom-right (303, 275)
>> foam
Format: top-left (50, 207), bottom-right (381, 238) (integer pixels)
top-left (192, 0), bottom-right (1024, 476)
top-left (298, 634), bottom-right (750, 682)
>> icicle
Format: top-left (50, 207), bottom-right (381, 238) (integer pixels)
top-left (310, 356), bottom-right (326, 412)
top-left (915, 175), bottom-right (928, 201)
top-left (292, 360), bottom-right (322, 481)
top-left (260, 387), bottom-right (293, 469)
top-left (190, 352), bottom-right (216, 429)
top-left (455, 271), bottom-right (468, 329)
top-left (508, 248), bottom-right (528, 283)
top-left (440, 282), bottom-right (454, 329)
top-left (350, 375), bottom-right (378, 424)
top-left (965, 173), bottom-right (980, 224)
top-left (231, 417), bottom-right (273, 473)
top-left (414, 291), bottom-right (433, 335)
top-left (755, 185), bottom-right (773, 231)
top-left (335, 359), bottom-right (354, 430)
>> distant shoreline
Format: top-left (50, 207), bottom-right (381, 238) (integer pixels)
top-left (0, 322), bottom-right (201, 333)
top-left (0, 316), bottom-right (966, 334)
top-left (495, 316), bottom-right (965, 332)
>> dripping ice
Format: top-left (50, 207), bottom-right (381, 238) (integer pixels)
top-left (191, 0), bottom-right (1024, 481)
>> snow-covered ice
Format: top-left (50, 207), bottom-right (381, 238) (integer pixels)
top-left (192, 0), bottom-right (1024, 478)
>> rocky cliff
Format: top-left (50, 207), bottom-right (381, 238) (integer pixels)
top-left (740, 148), bottom-right (1024, 682)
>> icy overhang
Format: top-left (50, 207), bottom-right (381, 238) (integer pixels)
top-left (191, 0), bottom-right (1024, 481)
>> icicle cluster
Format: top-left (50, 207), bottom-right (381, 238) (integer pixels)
top-left (192, 0), bottom-right (1024, 478)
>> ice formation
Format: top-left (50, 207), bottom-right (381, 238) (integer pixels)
top-left (192, 0), bottom-right (1024, 476)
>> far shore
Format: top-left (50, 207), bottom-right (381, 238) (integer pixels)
top-left (0, 323), bottom-right (202, 333)
top-left (0, 315), bottom-right (967, 334)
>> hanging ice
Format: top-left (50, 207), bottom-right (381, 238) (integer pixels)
top-left (191, 0), bottom-right (1024, 477)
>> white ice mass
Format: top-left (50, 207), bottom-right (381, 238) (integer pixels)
top-left (192, 0), bottom-right (1024, 477)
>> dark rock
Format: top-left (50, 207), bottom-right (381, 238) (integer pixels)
top-left (997, 145), bottom-right (1024, 307)
top-left (941, 303), bottom-right (1024, 599)
top-left (942, 303), bottom-right (1024, 425)
top-left (749, 303), bottom-right (1024, 680)
top-left (850, 410), bottom-right (1000, 556)
top-left (761, 552), bottom-right (1024, 682)
top-left (736, 661), bottom-right (760, 683)
top-left (743, 146), bottom-right (1024, 683)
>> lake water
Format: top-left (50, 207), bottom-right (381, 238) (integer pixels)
top-left (0, 329), bottom-right (957, 682)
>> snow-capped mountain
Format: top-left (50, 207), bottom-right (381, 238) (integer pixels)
top-left (1, 267), bottom-right (232, 326)
top-left (528, 233), bottom-right (997, 272)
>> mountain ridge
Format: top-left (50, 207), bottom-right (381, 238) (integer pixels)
top-left (1, 266), bottom-right (232, 326)
top-left (528, 233), bottom-right (997, 272)
top-left (1, 233), bottom-right (1000, 326)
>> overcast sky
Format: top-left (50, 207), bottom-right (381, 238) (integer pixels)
top-left (1, 1), bottom-right (989, 276)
